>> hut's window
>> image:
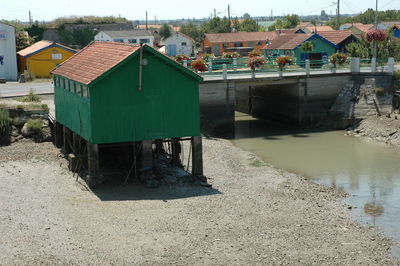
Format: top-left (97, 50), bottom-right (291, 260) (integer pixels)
top-left (128, 39), bottom-right (137, 44)
top-left (76, 83), bottom-right (82, 96)
top-left (82, 85), bottom-right (89, 99)
top-left (70, 80), bottom-right (75, 93)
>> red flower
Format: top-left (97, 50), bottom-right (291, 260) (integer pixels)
top-left (276, 56), bottom-right (293, 68)
top-left (191, 59), bottom-right (207, 72)
top-left (175, 54), bottom-right (190, 62)
top-left (248, 56), bottom-right (265, 70)
top-left (366, 29), bottom-right (387, 42)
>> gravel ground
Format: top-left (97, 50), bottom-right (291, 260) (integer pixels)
top-left (0, 138), bottom-right (398, 265)
top-left (346, 115), bottom-right (400, 148)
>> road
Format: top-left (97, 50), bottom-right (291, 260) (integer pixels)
top-left (0, 64), bottom-right (396, 97)
top-left (0, 81), bottom-right (54, 97)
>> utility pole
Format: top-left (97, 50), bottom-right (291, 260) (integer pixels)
top-left (228, 5), bottom-right (231, 32)
top-left (29, 10), bottom-right (32, 25)
top-left (373, 0), bottom-right (379, 59)
top-left (214, 9), bottom-right (217, 18)
top-left (336, 0), bottom-right (340, 29)
top-left (145, 11), bottom-right (148, 30)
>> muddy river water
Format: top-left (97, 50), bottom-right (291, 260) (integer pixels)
top-left (231, 112), bottom-right (400, 257)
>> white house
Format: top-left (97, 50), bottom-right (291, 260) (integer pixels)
top-left (0, 22), bottom-right (18, 80)
top-left (94, 30), bottom-right (154, 46)
top-left (164, 32), bottom-right (194, 57)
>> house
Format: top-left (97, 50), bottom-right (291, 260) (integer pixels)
top-left (390, 24), bottom-right (400, 38)
top-left (202, 32), bottom-right (278, 56)
top-left (340, 23), bottom-right (374, 37)
top-left (263, 33), bottom-right (338, 63)
top-left (303, 25), bottom-right (334, 34)
top-left (0, 21), bottom-right (18, 80)
top-left (17, 40), bottom-right (77, 78)
top-left (94, 30), bottom-right (154, 46)
top-left (164, 31), bottom-right (194, 56)
top-left (317, 31), bottom-right (357, 52)
top-left (377, 21), bottom-right (400, 31)
top-left (51, 42), bottom-right (203, 186)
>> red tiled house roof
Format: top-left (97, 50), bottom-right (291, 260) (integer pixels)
top-left (317, 31), bottom-right (355, 45)
top-left (17, 40), bottom-right (77, 57)
top-left (204, 31), bottom-right (278, 43)
top-left (263, 34), bottom-right (311, 50)
top-left (52, 42), bottom-right (141, 85)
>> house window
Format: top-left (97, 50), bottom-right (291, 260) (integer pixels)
top-left (284, 50), bottom-right (292, 56)
top-left (248, 42), bottom-right (254, 47)
top-left (257, 41), bottom-right (263, 46)
top-left (113, 38), bottom-right (124, 43)
top-left (52, 53), bottom-right (62, 60)
top-left (70, 81), bottom-right (76, 92)
top-left (181, 42), bottom-right (187, 46)
top-left (222, 43), bottom-right (228, 48)
top-left (234, 42), bottom-right (243, 47)
top-left (128, 39), bottom-right (137, 44)
top-left (76, 83), bottom-right (82, 96)
top-left (139, 38), bottom-right (150, 44)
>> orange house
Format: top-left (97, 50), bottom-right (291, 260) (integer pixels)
top-left (202, 32), bottom-right (278, 56)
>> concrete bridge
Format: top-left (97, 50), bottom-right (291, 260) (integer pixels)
top-left (199, 71), bottom-right (394, 137)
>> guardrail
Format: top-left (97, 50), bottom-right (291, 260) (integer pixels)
top-left (180, 57), bottom-right (395, 80)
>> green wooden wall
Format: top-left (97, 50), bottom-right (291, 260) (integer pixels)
top-left (55, 48), bottom-right (201, 144)
top-left (54, 76), bottom-right (92, 141)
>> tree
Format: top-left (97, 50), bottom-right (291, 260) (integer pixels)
top-left (16, 31), bottom-right (33, 50)
top-left (26, 21), bottom-right (46, 42)
top-left (243, 13), bottom-right (252, 20)
top-left (239, 18), bottom-right (260, 32)
top-left (180, 22), bottom-right (202, 43)
top-left (159, 24), bottom-right (172, 40)
top-left (267, 15), bottom-right (300, 30)
top-left (301, 41), bottom-right (314, 52)
top-left (200, 17), bottom-right (230, 34)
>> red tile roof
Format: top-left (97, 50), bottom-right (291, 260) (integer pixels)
top-left (317, 30), bottom-right (354, 45)
top-left (305, 25), bottom-right (334, 33)
top-left (351, 23), bottom-right (374, 33)
top-left (263, 33), bottom-right (311, 50)
top-left (205, 31), bottom-right (278, 43)
top-left (17, 40), bottom-right (77, 57)
top-left (52, 42), bottom-right (140, 85)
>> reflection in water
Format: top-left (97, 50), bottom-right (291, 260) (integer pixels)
top-left (232, 112), bottom-right (400, 256)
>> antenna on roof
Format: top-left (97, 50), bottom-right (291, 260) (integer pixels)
top-left (146, 11), bottom-right (148, 31)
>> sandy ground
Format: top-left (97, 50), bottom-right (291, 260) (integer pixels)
top-left (0, 138), bottom-right (398, 265)
top-left (347, 115), bottom-right (400, 148)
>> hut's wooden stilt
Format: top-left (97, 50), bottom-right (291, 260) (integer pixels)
top-left (171, 138), bottom-right (181, 166)
top-left (140, 140), bottom-right (154, 182)
top-left (62, 126), bottom-right (72, 154)
top-left (54, 122), bottom-right (63, 148)
top-left (191, 136), bottom-right (205, 181)
top-left (87, 143), bottom-right (102, 187)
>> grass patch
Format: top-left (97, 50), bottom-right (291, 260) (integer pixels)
top-left (26, 119), bottom-right (43, 134)
top-left (0, 109), bottom-right (11, 144)
top-left (249, 159), bottom-right (263, 167)
top-left (17, 90), bottom-right (41, 103)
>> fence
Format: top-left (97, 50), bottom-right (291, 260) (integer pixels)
top-left (181, 56), bottom-right (395, 80)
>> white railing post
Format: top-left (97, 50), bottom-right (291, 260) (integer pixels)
top-left (251, 71), bottom-right (256, 79)
top-left (183, 60), bottom-right (188, 68)
top-left (351, 57), bottom-right (360, 73)
top-left (305, 59), bottom-right (310, 76)
top-left (233, 58), bottom-right (237, 71)
top-left (388, 57), bottom-right (395, 74)
top-left (371, 57), bottom-right (377, 72)
top-left (222, 64), bottom-right (228, 80)
top-left (208, 60), bottom-right (212, 74)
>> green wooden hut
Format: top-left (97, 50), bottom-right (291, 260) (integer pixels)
top-left (51, 42), bottom-right (204, 187)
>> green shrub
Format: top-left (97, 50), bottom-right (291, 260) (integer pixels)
top-left (394, 70), bottom-right (400, 81)
top-left (17, 90), bottom-right (41, 102)
top-left (41, 104), bottom-right (49, 112)
top-left (0, 109), bottom-right (11, 144)
top-left (26, 119), bottom-right (43, 134)
top-left (16, 105), bottom-right (24, 110)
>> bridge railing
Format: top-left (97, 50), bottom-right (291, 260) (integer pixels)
top-left (181, 56), bottom-right (394, 79)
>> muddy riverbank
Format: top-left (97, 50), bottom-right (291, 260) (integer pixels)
top-left (0, 138), bottom-right (398, 265)
top-left (346, 115), bottom-right (400, 148)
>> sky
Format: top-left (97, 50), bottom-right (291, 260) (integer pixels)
top-left (2, 0), bottom-right (400, 22)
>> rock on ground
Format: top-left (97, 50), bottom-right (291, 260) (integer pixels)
top-left (347, 115), bottom-right (400, 148)
top-left (0, 138), bottom-right (398, 265)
